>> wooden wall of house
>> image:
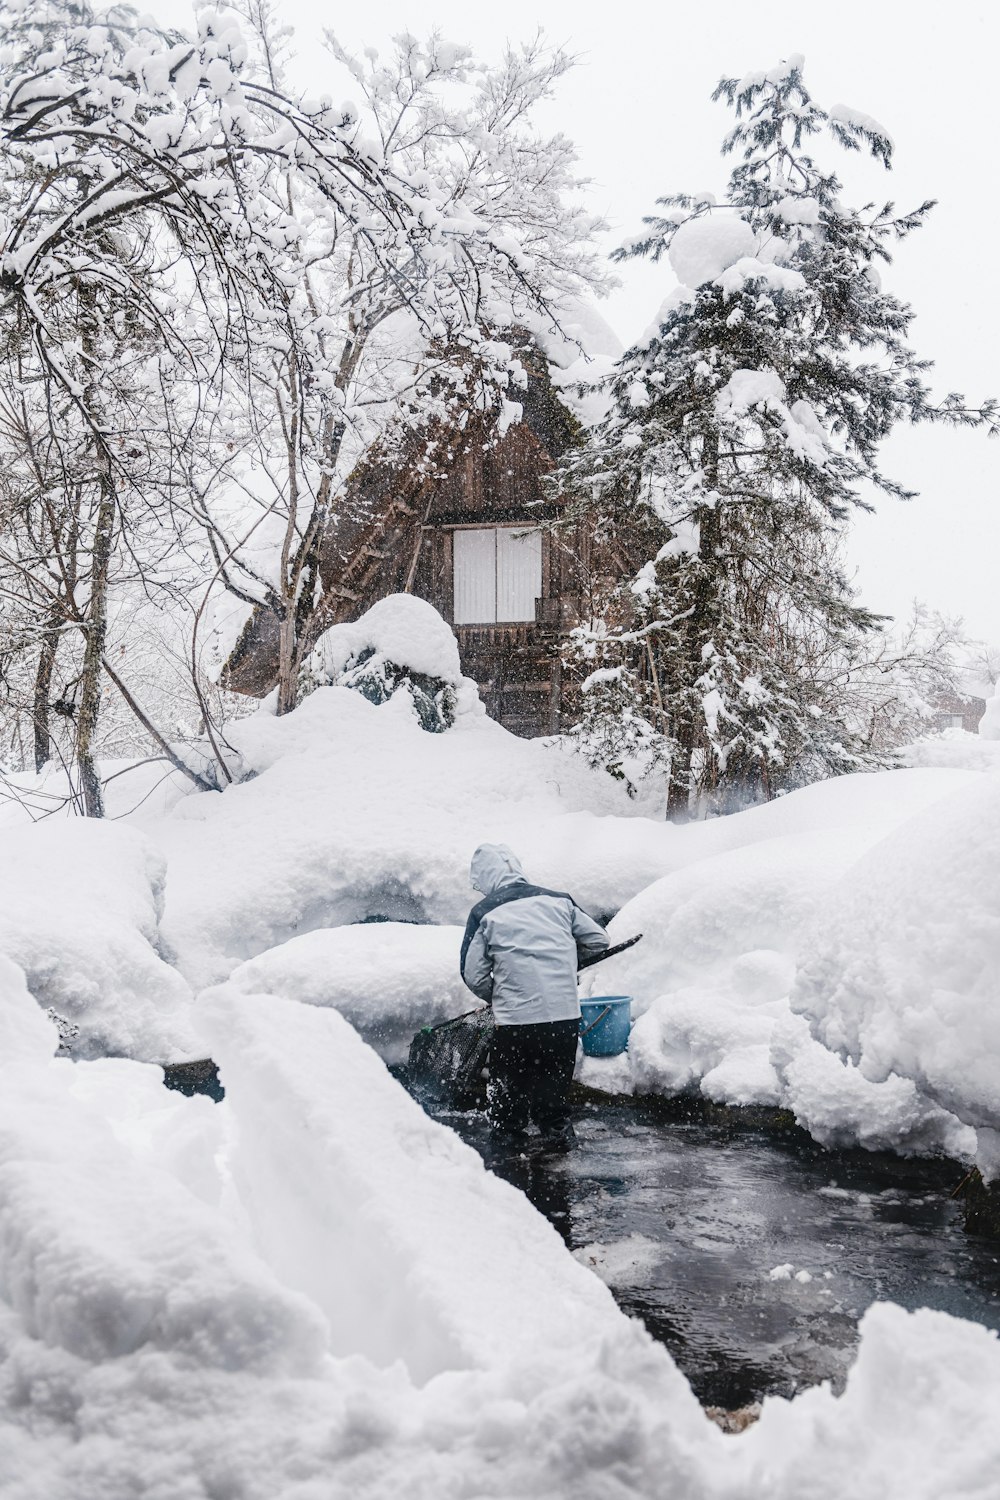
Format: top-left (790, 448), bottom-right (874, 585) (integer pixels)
top-left (222, 361), bottom-right (594, 736)
top-left (403, 446), bottom-right (592, 737)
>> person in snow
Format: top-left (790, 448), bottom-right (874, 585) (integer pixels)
top-left (461, 843), bottom-right (609, 1151)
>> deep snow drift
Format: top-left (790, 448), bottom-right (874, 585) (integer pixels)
top-left (4, 601), bottom-right (1000, 1494)
top-left (154, 683), bottom-right (674, 993)
top-left (3, 655), bottom-right (995, 1165)
top-left (3, 954), bottom-right (1000, 1498)
top-left (583, 764), bottom-right (987, 1163)
top-left (0, 819), bottom-right (198, 1061)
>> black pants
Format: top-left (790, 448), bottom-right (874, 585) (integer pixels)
top-left (487, 1019), bottom-right (579, 1139)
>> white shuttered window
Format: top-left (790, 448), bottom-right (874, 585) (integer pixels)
top-left (453, 527), bottom-right (541, 624)
top-left (453, 528), bottom-right (496, 624)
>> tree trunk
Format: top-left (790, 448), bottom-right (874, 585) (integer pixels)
top-left (76, 474), bottom-right (116, 817)
top-left (32, 616), bottom-right (60, 773)
top-left (666, 435), bottom-right (723, 822)
top-left (276, 607), bottom-right (297, 715)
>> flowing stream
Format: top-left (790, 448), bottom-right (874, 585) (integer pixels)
top-left (429, 1093), bottom-right (1000, 1409)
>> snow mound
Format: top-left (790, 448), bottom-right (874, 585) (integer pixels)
top-left (791, 774), bottom-right (1000, 1174)
top-left (156, 687), bottom-right (666, 989)
top-left (743, 1305), bottom-right (1000, 1500)
top-left (668, 214), bottom-right (755, 288)
top-left (199, 989), bottom-right (657, 1381)
top-left (772, 1012), bottom-right (975, 1159)
top-left (0, 991), bottom-right (326, 1378)
top-left (901, 728), bottom-right (1000, 771)
top-left (629, 983), bottom-right (782, 1106)
top-left (0, 821), bottom-right (197, 1062)
top-left (5, 901), bottom-right (1000, 1492)
top-left (582, 771), bottom-right (980, 1155)
top-left (216, 921), bottom-right (468, 1062)
top-left (5, 870), bottom-right (1000, 1488)
top-left (0, 955), bottom-right (58, 1064)
top-left (305, 594), bottom-right (482, 730)
top-left (979, 688), bottom-right (1000, 741)
top-left (0, 962), bottom-right (719, 1497)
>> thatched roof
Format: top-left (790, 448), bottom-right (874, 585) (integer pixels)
top-left (221, 339), bottom-right (582, 698)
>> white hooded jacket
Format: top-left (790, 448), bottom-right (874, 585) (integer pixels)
top-left (461, 844), bottom-right (609, 1025)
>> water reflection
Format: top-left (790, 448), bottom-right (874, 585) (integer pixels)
top-left (433, 1097), bottom-right (1000, 1407)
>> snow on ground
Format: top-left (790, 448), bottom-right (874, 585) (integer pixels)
top-left (0, 957), bottom-right (724, 1499)
top-left (580, 767), bottom-right (983, 1159)
top-left (901, 725), bottom-right (1000, 771)
top-left (4, 597), bottom-right (1000, 1489)
top-left (153, 686), bottom-right (672, 991)
top-left (3, 956), bottom-right (1000, 1497)
top-left (0, 820), bottom-right (198, 1062)
top-left (792, 771), bottom-right (1000, 1177)
top-left (217, 921), bottom-right (468, 1062)
top-left (0, 755), bottom-right (195, 828)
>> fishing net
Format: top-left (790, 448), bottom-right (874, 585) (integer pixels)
top-left (407, 1007), bottom-right (495, 1106)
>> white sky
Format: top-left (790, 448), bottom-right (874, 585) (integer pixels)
top-left (166, 0), bottom-right (999, 639)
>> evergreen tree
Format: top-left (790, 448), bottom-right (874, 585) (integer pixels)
top-left (560, 55), bottom-right (997, 817)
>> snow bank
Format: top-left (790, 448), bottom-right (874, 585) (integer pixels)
top-left (217, 921), bottom-right (468, 1062)
top-left (0, 968), bottom-right (724, 1498)
top-left (581, 770), bottom-right (981, 1157)
top-left (0, 968), bottom-right (326, 1379)
top-left (744, 1305), bottom-right (1000, 1500)
top-left (791, 773), bottom-right (1000, 1175)
top-left (0, 820), bottom-right (197, 1061)
top-left (155, 687), bottom-right (672, 989)
top-left (4, 962), bottom-right (1000, 1494)
top-left (199, 989), bottom-right (669, 1380)
top-left (978, 687), bottom-right (1000, 740)
top-left (901, 728), bottom-right (1000, 772)
top-left (161, 694), bottom-right (974, 996)
top-left (771, 1012), bottom-right (975, 1159)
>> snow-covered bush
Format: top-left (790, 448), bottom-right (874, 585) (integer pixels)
top-left (300, 596), bottom-right (482, 732)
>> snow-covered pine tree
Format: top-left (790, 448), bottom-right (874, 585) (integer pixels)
top-left (560, 55), bottom-right (997, 817)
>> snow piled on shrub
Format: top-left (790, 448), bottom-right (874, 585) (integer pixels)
top-left (0, 821), bottom-right (197, 1061)
top-left (303, 593), bottom-right (483, 731)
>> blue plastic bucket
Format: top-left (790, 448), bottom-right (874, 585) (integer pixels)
top-left (579, 996), bottom-right (632, 1057)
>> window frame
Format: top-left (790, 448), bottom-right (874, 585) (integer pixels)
top-left (451, 523), bottom-right (543, 626)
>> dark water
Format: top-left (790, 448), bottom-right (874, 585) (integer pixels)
top-left (432, 1095), bottom-right (1000, 1408)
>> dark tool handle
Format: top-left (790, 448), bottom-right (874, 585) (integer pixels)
top-left (579, 1005), bottom-right (613, 1039)
top-left (577, 932), bottom-right (643, 972)
top-left (423, 1005), bottom-right (489, 1034)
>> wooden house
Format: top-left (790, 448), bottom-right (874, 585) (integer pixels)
top-left (932, 691), bottom-right (987, 735)
top-left (221, 343), bottom-right (600, 737)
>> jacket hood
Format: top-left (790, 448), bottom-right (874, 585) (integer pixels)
top-left (470, 843), bottom-right (526, 896)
